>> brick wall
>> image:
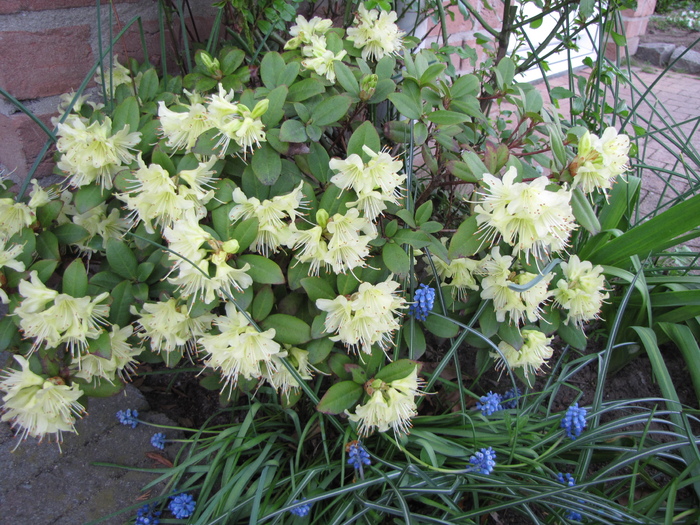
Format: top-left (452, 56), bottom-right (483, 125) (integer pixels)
top-left (614, 0), bottom-right (658, 56)
top-left (0, 0), bottom-right (216, 183)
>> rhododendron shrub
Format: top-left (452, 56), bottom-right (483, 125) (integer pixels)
top-left (0, 6), bottom-right (625, 446)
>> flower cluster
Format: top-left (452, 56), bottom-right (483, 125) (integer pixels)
top-left (14, 271), bottom-right (110, 356)
top-left (132, 298), bottom-right (214, 357)
top-left (476, 391), bottom-right (502, 416)
top-left (346, 4), bottom-right (405, 61)
top-left (468, 447), bottom-right (497, 475)
top-left (492, 330), bottom-right (554, 384)
top-left (116, 408), bottom-right (139, 428)
top-left (428, 245), bottom-right (480, 302)
top-left (475, 166), bottom-right (575, 260)
top-left (346, 440), bottom-right (372, 470)
top-left (556, 473), bottom-right (583, 521)
top-left (151, 432), bottom-right (166, 450)
top-left (561, 403), bottom-right (587, 440)
top-left (409, 284), bottom-right (435, 321)
top-left (198, 303), bottom-right (284, 390)
top-left (317, 279), bottom-right (407, 355)
top-left (571, 127), bottom-right (630, 194)
top-left (0, 355), bottom-right (85, 444)
top-left (553, 255), bottom-right (609, 327)
top-left (56, 114), bottom-right (141, 190)
top-left (285, 15), bottom-right (347, 83)
top-left (478, 248), bottom-right (552, 325)
top-left (347, 364), bottom-right (424, 436)
top-left (289, 498), bottom-right (312, 517)
top-left (169, 493), bottom-right (196, 519)
top-left (229, 182), bottom-right (307, 257)
top-left (329, 146), bottom-right (406, 225)
top-left (265, 345), bottom-right (314, 399)
top-left (288, 207), bottom-right (376, 276)
top-left (135, 503), bottom-right (161, 525)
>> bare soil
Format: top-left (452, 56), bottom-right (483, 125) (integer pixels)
top-left (641, 15), bottom-right (700, 48)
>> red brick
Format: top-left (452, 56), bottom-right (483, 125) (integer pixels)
top-left (623, 0), bottom-right (657, 19)
top-left (0, 0), bottom-right (140, 15)
top-left (0, 26), bottom-right (93, 99)
top-left (426, 5), bottom-right (474, 37)
top-left (0, 112), bottom-right (57, 180)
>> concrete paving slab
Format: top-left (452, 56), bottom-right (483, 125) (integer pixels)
top-left (1, 385), bottom-right (181, 525)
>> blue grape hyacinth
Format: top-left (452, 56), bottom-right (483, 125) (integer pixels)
top-left (561, 403), bottom-right (587, 440)
top-left (476, 391), bottom-right (502, 416)
top-left (135, 503), bottom-right (161, 525)
top-left (468, 447), bottom-right (496, 475)
top-left (289, 498), bottom-right (312, 517)
top-left (346, 440), bottom-right (371, 470)
top-left (169, 493), bottom-right (196, 519)
top-left (116, 409), bottom-right (139, 428)
top-left (151, 432), bottom-right (166, 450)
top-left (556, 473), bottom-right (583, 521)
top-left (501, 387), bottom-right (520, 409)
top-left (409, 284), bottom-right (435, 321)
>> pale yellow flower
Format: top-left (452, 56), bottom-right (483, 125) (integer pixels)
top-left (491, 330), bottom-right (553, 383)
top-left (158, 93), bottom-right (215, 151)
top-left (264, 346), bottom-right (313, 398)
top-left (346, 5), bottom-right (404, 61)
top-left (553, 255), bottom-right (608, 327)
top-left (285, 15), bottom-right (333, 49)
top-left (572, 127), bottom-right (630, 194)
top-left (301, 35), bottom-right (348, 83)
top-left (1, 355), bottom-right (84, 444)
top-left (347, 390), bottom-right (391, 435)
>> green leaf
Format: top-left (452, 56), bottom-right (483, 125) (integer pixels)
top-left (316, 380), bottom-right (363, 414)
top-left (382, 242), bottom-right (410, 276)
top-left (419, 63), bottom-right (446, 86)
top-left (277, 61), bottom-right (300, 87)
top-left (334, 61), bottom-right (359, 95)
top-left (424, 313), bottom-right (460, 338)
top-left (337, 272), bottom-right (360, 295)
top-left (106, 238), bottom-right (139, 280)
top-left (111, 96), bottom-right (139, 133)
top-left (305, 123), bottom-right (322, 142)
top-left (448, 216), bottom-right (483, 259)
top-left (375, 359), bottom-right (418, 383)
top-left (220, 47), bottom-right (245, 76)
top-left (311, 95), bottom-right (352, 127)
top-left (393, 229), bottom-right (432, 249)
top-left (76, 377), bottom-right (125, 398)
top-left (495, 57), bottom-right (516, 88)
top-left (63, 259), bottom-right (88, 297)
top-left (53, 223), bottom-right (89, 245)
top-left (231, 217), bottom-right (259, 253)
top-left (137, 69), bottom-right (159, 102)
top-left (403, 321), bottom-right (426, 359)
top-left (550, 87), bottom-right (575, 100)
top-left (347, 121), bottom-right (381, 161)
top-left (570, 187), bottom-right (601, 235)
top-left (387, 92), bottom-right (422, 120)
top-left (306, 337), bottom-right (334, 364)
top-left (90, 271), bottom-right (123, 291)
top-left (251, 143), bottom-right (282, 185)
top-left (414, 201), bottom-right (433, 226)
top-left (301, 277), bottom-right (337, 302)
top-left (107, 281), bottom-right (133, 327)
top-left (346, 364), bottom-right (368, 385)
top-left (29, 259), bottom-right (58, 284)
top-left (73, 185), bottom-right (108, 214)
top-left (262, 85), bottom-right (288, 128)
top-left (558, 321), bottom-right (587, 350)
top-left (260, 51), bottom-right (285, 88)
top-left (305, 142), bottom-right (331, 184)
top-left (252, 285), bottom-right (274, 322)
top-left (279, 120), bottom-right (307, 143)
top-left (0, 315), bottom-right (19, 352)
top-left (589, 192), bottom-right (700, 266)
top-left (426, 110), bottom-right (470, 126)
top-left (287, 78), bottom-right (325, 102)
top-left (36, 200), bottom-right (62, 227)
top-left (261, 314), bottom-right (311, 344)
top-left (238, 254), bottom-right (285, 284)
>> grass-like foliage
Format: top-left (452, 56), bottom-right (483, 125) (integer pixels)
top-left (1, 0), bottom-right (700, 523)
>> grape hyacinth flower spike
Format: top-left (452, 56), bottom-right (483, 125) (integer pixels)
top-left (561, 403), bottom-right (587, 440)
top-left (289, 498), bottom-right (312, 517)
top-left (501, 387), bottom-right (521, 409)
top-left (468, 447), bottom-right (496, 475)
top-left (151, 432), bottom-right (166, 450)
top-left (476, 391), bottom-right (502, 416)
top-left (409, 284), bottom-right (435, 321)
top-left (116, 408), bottom-right (139, 428)
top-left (135, 503), bottom-right (161, 525)
top-left (169, 492), bottom-right (196, 519)
top-left (346, 440), bottom-right (371, 479)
